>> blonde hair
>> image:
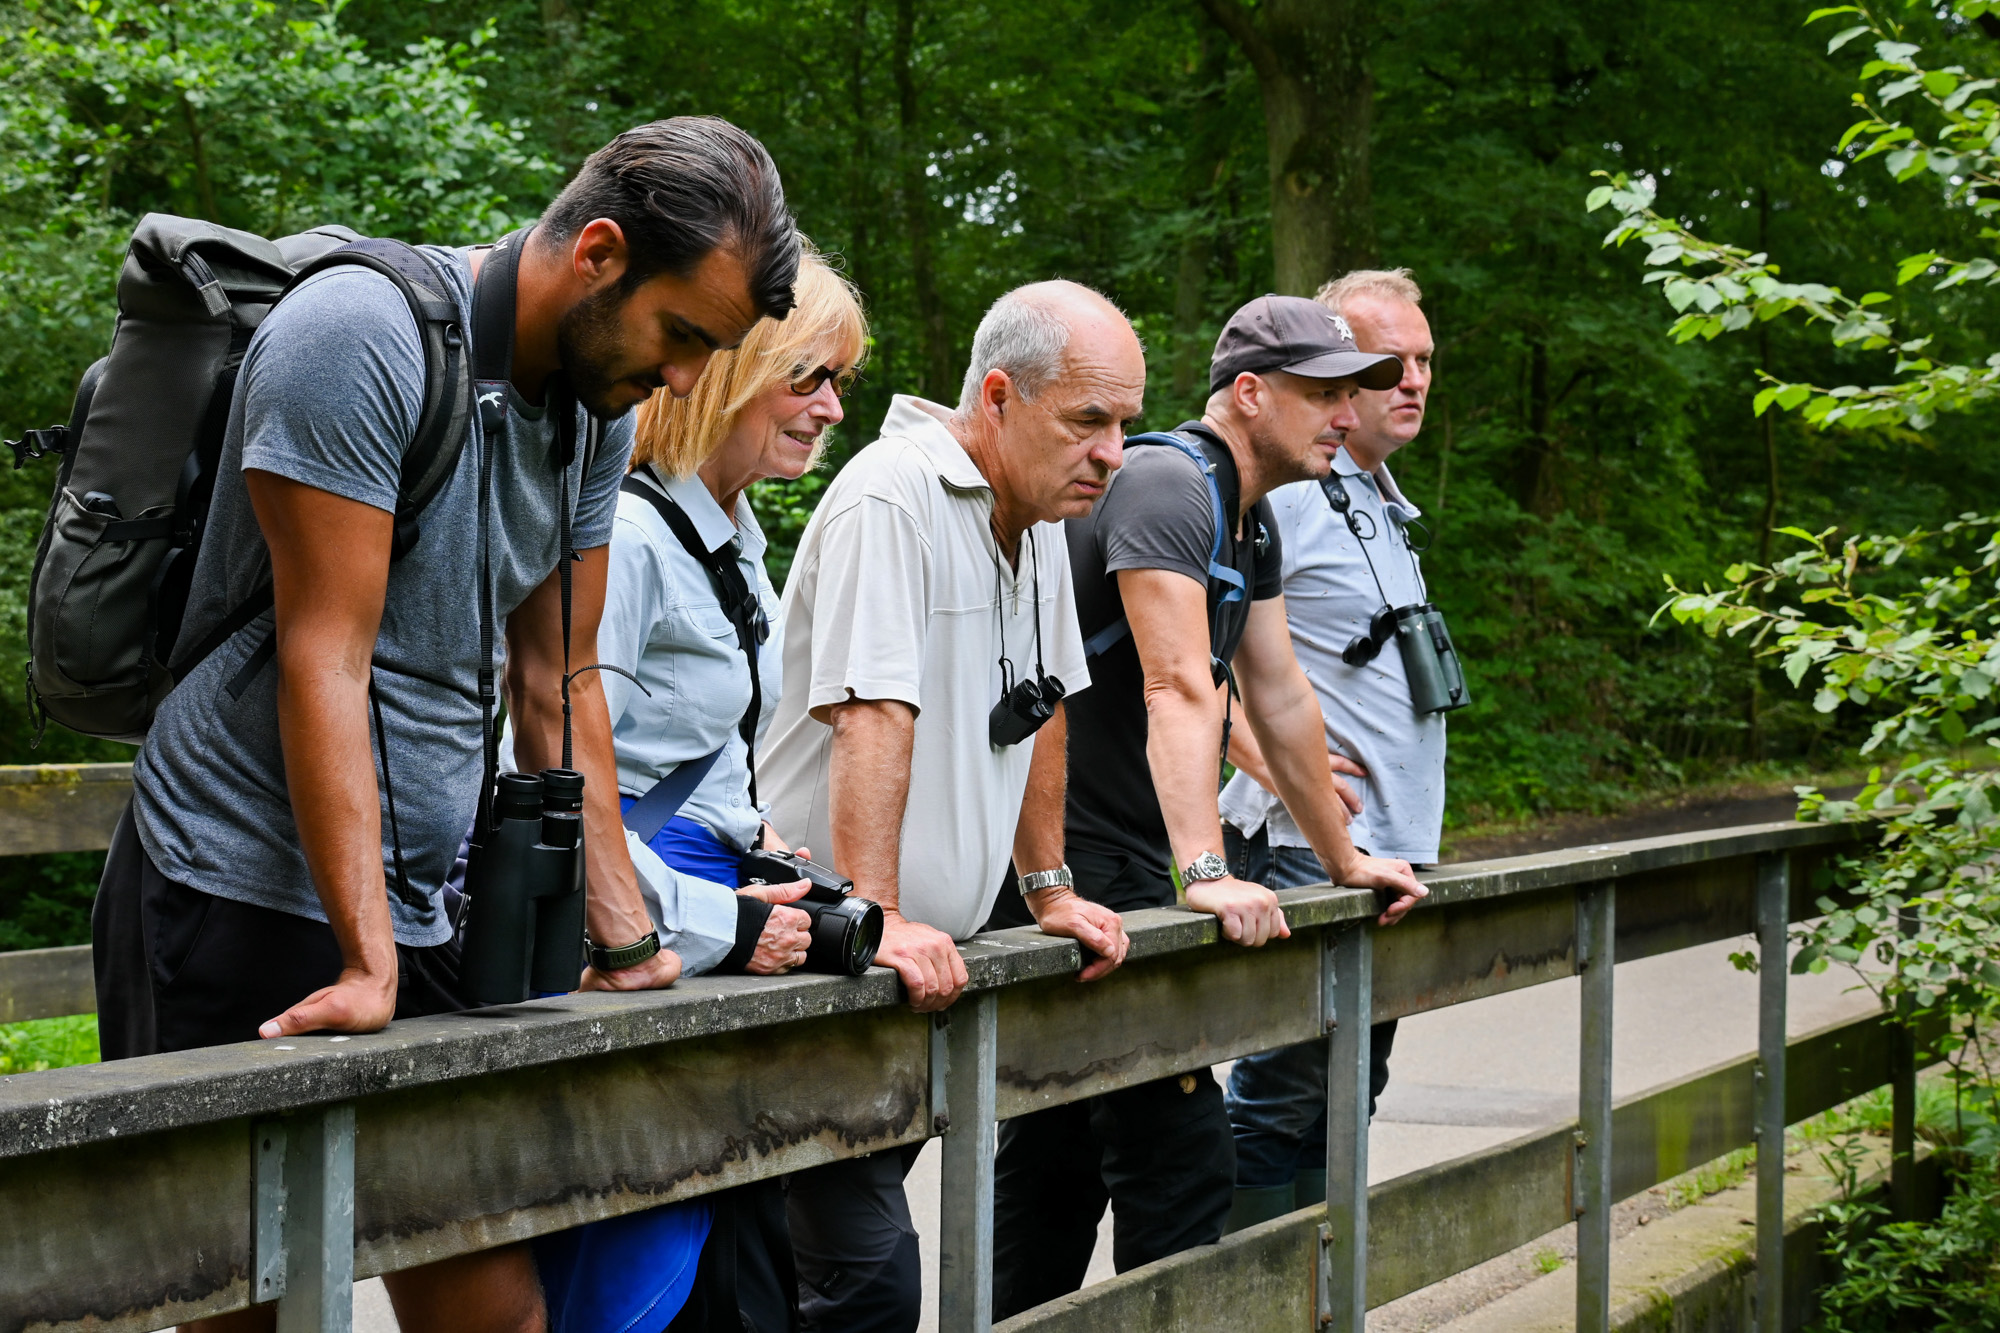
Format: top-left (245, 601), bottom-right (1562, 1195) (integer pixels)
top-left (630, 243), bottom-right (868, 478)
top-left (1315, 267), bottom-right (1423, 314)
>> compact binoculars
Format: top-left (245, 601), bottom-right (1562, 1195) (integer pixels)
top-left (1342, 603), bottom-right (1471, 715)
top-left (989, 670), bottom-right (1066, 748)
top-left (740, 849), bottom-right (885, 976)
top-left (458, 768), bottom-right (588, 1005)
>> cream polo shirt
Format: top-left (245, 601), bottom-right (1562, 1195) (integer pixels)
top-left (760, 395), bottom-right (1090, 940)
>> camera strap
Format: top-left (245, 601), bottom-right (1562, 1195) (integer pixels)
top-left (618, 470), bottom-right (767, 807)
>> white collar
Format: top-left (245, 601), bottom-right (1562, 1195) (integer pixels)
top-left (878, 395), bottom-right (992, 496)
top-left (1331, 447), bottom-right (1422, 520)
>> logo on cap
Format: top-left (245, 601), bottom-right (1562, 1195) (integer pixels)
top-left (1327, 313), bottom-right (1355, 346)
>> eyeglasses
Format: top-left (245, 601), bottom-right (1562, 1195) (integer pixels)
top-left (789, 364), bottom-right (857, 398)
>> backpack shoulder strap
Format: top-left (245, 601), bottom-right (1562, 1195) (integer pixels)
top-left (171, 240), bottom-right (472, 688)
top-left (1082, 430), bottom-right (1246, 659)
top-left (285, 239), bottom-right (472, 559)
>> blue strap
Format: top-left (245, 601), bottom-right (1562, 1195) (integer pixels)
top-left (620, 745), bottom-right (725, 844)
top-left (1083, 432), bottom-right (1245, 659)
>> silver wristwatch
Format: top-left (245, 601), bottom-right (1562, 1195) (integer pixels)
top-left (1178, 850), bottom-right (1230, 889)
top-left (1018, 864), bottom-right (1074, 896)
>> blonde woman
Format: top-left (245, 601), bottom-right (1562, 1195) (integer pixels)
top-left (531, 248), bottom-right (866, 1333)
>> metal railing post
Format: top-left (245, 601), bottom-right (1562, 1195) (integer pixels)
top-left (938, 991), bottom-right (997, 1333)
top-left (1575, 882), bottom-right (1615, 1333)
top-left (1890, 907), bottom-right (1919, 1221)
top-left (266, 1102), bottom-right (356, 1333)
top-left (1322, 922), bottom-right (1372, 1331)
top-left (1755, 852), bottom-right (1789, 1333)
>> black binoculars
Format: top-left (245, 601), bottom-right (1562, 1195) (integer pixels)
top-left (989, 671), bottom-right (1066, 748)
top-left (740, 849), bottom-right (885, 976)
top-left (458, 769), bottom-right (588, 1005)
top-left (1341, 603), bottom-right (1471, 715)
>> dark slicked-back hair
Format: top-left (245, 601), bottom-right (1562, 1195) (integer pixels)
top-left (540, 117), bottom-right (800, 321)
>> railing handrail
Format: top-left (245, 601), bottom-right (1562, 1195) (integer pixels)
top-left (0, 815), bottom-right (1861, 1161)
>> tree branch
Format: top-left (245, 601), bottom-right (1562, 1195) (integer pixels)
top-left (1194, 0), bottom-right (1278, 84)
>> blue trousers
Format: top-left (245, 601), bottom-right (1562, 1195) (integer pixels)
top-left (1221, 825), bottom-right (1399, 1190)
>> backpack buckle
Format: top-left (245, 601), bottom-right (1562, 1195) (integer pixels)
top-left (6, 426), bottom-right (67, 469)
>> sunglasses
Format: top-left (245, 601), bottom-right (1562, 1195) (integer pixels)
top-left (789, 364), bottom-right (857, 398)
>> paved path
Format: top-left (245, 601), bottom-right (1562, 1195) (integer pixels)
top-left (351, 933), bottom-right (1880, 1332)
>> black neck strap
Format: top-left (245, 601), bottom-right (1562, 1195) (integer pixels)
top-left (468, 230), bottom-right (525, 844)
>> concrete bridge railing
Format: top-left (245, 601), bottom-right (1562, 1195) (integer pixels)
top-left (0, 764), bottom-right (1919, 1333)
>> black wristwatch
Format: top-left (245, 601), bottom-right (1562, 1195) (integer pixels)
top-left (587, 929), bottom-right (662, 973)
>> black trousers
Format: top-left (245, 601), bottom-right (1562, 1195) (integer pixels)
top-left (787, 1143), bottom-right (926, 1333)
top-left (91, 804), bottom-right (468, 1059)
top-left (986, 848), bottom-right (1237, 1322)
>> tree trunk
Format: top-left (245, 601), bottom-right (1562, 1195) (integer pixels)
top-left (893, 0), bottom-right (953, 399)
top-left (1170, 35), bottom-right (1233, 404)
top-left (1197, 0), bottom-right (1374, 294)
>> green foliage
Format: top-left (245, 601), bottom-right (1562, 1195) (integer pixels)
top-left (0, 851), bottom-right (102, 950)
top-left (0, 1013), bottom-right (97, 1073)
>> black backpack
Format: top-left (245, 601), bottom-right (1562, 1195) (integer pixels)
top-left (9, 213), bottom-right (471, 743)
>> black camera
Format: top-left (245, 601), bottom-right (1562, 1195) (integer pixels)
top-left (740, 849), bottom-right (885, 976)
top-left (458, 769), bottom-right (587, 1005)
top-left (989, 671), bottom-right (1066, 748)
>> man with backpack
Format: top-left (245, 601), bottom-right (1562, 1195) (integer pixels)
top-left (985, 294), bottom-right (1428, 1319)
top-left (85, 117), bottom-right (800, 1331)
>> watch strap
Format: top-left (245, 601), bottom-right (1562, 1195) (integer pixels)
top-left (588, 929), bottom-right (662, 973)
top-left (1017, 864), bottom-right (1074, 896)
top-left (1178, 851), bottom-right (1229, 888)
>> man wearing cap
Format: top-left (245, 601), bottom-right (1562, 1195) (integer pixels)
top-left (985, 294), bottom-right (1428, 1317)
top-left (1218, 268), bottom-right (1445, 1231)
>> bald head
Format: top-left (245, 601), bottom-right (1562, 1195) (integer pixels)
top-left (955, 280), bottom-right (1139, 415)
top-left (949, 279), bottom-right (1144, 533)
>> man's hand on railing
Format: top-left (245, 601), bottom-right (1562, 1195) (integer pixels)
top-left (259, 964), bottom-right (399, 1038)
top-left (876, 910), bottom-right (969, 1012)
top-left (1024, 886), bottom-right (1129, 982)
top-left (1184, 877), bottom-right (1291, 948)
top-left (1329, 851), bottom-right (1427, 926)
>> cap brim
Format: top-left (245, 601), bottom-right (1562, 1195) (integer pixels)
top-left (1283, 349), bottom-right (1403, 392)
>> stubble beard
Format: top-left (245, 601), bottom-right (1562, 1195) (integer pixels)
top-left (556, 285), bottom-right (655, 420)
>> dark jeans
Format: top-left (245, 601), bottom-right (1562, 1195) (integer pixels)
top-left (91, 804), bottom-right (468, 1059)
top-left (1221, 824), bottom-right (1399, 1189)
top-left (988, 847), bottom-right (1237, 1322)
top-left (787, 1142), bottom-right (926, 1333)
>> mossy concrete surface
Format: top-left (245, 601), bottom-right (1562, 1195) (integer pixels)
top-left (1436, 1140), bottom-right (1936, 1333)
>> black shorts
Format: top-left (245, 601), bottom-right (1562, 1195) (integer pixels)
top-left (92, 804), bottom-right (470, 1059)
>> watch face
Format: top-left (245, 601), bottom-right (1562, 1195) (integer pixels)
top-left (1185, 852), bottom-right (1228, 883)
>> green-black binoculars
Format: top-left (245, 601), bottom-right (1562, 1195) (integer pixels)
top-left (1341, 603), bottom-right (1471, 716)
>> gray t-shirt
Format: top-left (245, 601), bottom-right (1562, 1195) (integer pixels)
top-left (133, 248), bottom-right (632, 946)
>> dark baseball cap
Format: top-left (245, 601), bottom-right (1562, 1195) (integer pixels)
top-left (1209, 294), bottom-right (1403, 394)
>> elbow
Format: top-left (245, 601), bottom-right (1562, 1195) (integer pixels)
top-left (1141, 670), bottom-right (1218, 720)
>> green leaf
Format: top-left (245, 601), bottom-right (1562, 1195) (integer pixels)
top-left (1827, 23), bottom-right (1870, 53)
top-left (1815, 687), bottom-right (1844, 713)
top-left (1585, 185), bottom-right (1614, 212)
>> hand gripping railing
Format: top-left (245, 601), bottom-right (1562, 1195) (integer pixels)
top-left (0, 776), bottom-right (1918, 1333)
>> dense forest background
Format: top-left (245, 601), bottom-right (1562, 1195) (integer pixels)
top-left (3, 0), bottom-right (1997, 947)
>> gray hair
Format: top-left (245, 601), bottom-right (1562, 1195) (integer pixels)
top-left (955, 286), bottom-right (1078, 411)
top-left (1315, 267), bottom-right (1423, 314)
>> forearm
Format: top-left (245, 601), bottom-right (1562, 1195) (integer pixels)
top-left (274, 653), bottom-right (397, 977)
top-left (828, 699), bottom-right (916, 913)
top-left (1012, 705), bottom-right (1067, 877)
top-left (1249, 679), bottom-right (1359, 874)
top-left (1224, 681), bottom-right (1274, 790)
top-left (1145, 677), bottom-right (1231, 878)
top-left (508, 667), bottom-right (654, 947)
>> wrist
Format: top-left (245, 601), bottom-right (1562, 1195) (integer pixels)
top-left (1023, 884), bottom-right (1075, 921)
